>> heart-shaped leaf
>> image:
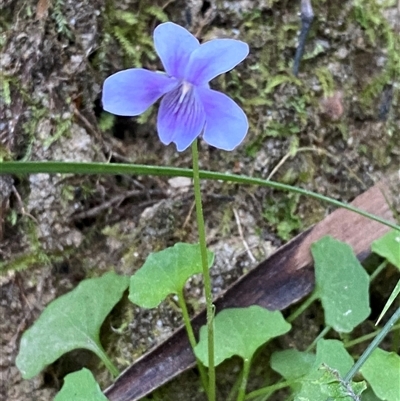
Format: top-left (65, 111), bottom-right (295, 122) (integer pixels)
top-left (271, 349), bottom-right (316, 381)
top-left (362, 387), bottom-right (383, 401)
top-left (54, 368), bottom-right (109, 401)
top-left (313, 339), bottom-right (354, 377)
top-left (194, 305), bottom-right (291, 366)
top-left (295, 339), bottom-right (358, 401)
top-left (16, 272), bottom-right (129, 379)
top-left (311, 236), bottom-right (370, 333)
top-left (129, 243), bottom-right (214, 308)
top-left (360, 348), bottom-right (400, 401)
top-left (372, 230), bottom-right (400, 270)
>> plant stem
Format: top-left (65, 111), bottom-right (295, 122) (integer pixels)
top-left (177, 288), bottom-right (209, 391)
top-left (344, 306), bottom-right (400, 382)
top-left (191, 139), bottom-right (216, 401)
top-left (245, 380), bottom-right (294, 399)
top-left (369, 260), bottom-right (388, 282)
top-left (2, 162), bottom-right (398, 232)
top-left (95, 344), bottom-right (120, 377)
top-left (286, 292), bottom-right (319, 323)
top-left (344, 322), bottom-right (400, 348)
top-left (227, 370), bottom-right (242, 401)
top-left (237, 358), bottom-right (252, 401)
top-left (306, 326), bottom-right (331, 352)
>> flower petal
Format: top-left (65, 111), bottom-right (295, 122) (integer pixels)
top-left (154, 22), bottom-right (200, 79)
top-left (157, 85), bottom-right (206, 151)
top-left (197, 87), bottom-right (248, 150)
top-left (185, 39), bottom-right (249, 85)
top-left (102, 69), bottom-right (178, 116)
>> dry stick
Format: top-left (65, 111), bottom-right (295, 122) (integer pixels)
top-left (11, 185), bottom-right (38, 224)
top-left (267, 146), bottom-right (365, 188)
top-left (293, 0), bottom-right (314, 76)
top-left (344, 306), bottom-right (400, 383)
top-left (70, 189), bottom-right (165, 221)
top-left (233, 207), bottom-right (256, 263)
top-left (183, 200), bottom-right (196, 229)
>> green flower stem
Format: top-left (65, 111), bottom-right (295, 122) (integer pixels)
top-left (369, 260), bottom-right (388, 282)
top-left (177, 288), bottom-right (209, 392)
top-left (237, 358), bottom-right (252, 401)
top-left (1, 161), bottom-right (398, 231)
top-left (344, 323), bottom-right (400, 349)
top-left (94, 343), bottom-right (120, 377)
top-left (286, 292), bottom-right (319, 323)
top-left (191, 140), bottom-right (216, 401)
top-left (245, 379), bottom-right (295, 399)
top-left (344, 306), bottom-right (400, 382)
top-left (305, 326), bottom-right (332, 352)
top-left (227, 371), bottom-right (242, 401)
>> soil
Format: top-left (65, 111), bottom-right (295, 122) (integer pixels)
top-left (0, 0), bottom-right (399, 400)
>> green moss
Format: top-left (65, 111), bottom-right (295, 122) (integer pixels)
top-left (43, 113), bottom-right (74, 148)
top-left (21, 105), bottom-right (47, 160)
top-left (220, 206), bottom-right (234, 237)
top-left (98, 111), bottom-right (116, 132)
top-left (353, 0), bottom-right (399, 109)
top-left (99, 0), bottom-right (167, 69)
top-left (315, 67), bottom-right (335, 97)
top-left (263, 192), bottom-right (303, 241)
top-left (92, 0), bottom-right (168, 130)
top-left (52, 0), bottom-right (73, 39)
top-left (0, 218), bottom-right (56, 274)
top-left (0, 73), bottom-right (12, 106)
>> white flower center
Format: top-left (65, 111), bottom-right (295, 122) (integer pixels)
top-left (178, 81), bottom-right (192, 104)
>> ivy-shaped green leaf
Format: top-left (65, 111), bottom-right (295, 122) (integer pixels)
top-left (54, 368), bottom-right (109, 401)
top-left (194, 306), bottom-right (291, 366)
top-left (372, 230), bottom-right (400, 270)
top-left (311, 236), bottom-right (370, 333)
top-left (360, 348), bottom-right (400, 401)
top-left (16, 272), bottom-right (129, 379)
top-left (270, 349), bottom-right (316, 394)
top-left (322, 378), bottom-right (366, 401)
top-left (295, 339), bottom-right (360, 401)
top-left (129, 243), bottom-right (214, 308)
top-left (271, 349), bottom-right (316, 381)
top-left (362, 387), bottom-right (383, 401)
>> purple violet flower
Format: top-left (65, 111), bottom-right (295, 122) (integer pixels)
top-left (102, 22), bottom-right (249, 151)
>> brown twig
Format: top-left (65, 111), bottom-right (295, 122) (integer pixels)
top-left (233, 207), bottom-right (256, 263)
top-left (71, 189), bottom-right (165, 221)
